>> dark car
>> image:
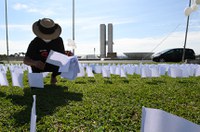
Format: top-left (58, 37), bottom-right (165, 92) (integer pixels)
top-left (151, 48), bottom-right (195, 62)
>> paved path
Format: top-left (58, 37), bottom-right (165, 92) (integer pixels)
top-left (79, 60), bottom-right (153, 64)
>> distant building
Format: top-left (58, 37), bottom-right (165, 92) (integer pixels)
top-left (100, 23), bottom-right (117, 59)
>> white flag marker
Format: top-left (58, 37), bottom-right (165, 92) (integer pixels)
top-left (141, 107), bottom-right (200, 132)
top-left (28, 73), bottom-right (44, 88)
top-left (30, 95), bottom-right (37, 132)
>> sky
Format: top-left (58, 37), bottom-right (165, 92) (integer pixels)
top-left (0, 0), bottom-right (200, 56)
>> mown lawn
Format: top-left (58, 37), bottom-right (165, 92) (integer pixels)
top-left (0, 72), bottom-right (200, 131)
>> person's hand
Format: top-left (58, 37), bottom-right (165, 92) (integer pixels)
top-left (65, 51), bottom-right (73, 56)
top-left (34, 61), bottom-right (45, 70)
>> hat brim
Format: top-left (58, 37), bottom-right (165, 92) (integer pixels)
top-left (32, 21), bottom-right (61, 40)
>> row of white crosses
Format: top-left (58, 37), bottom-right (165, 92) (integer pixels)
top-left (0, 64), bottom-right (28, 87)
top-left (0, 63), bottom-right (49, 88)
top-left (1, 63), bottom-right (200, 88)
top-left (78, 63), bottom-right (200, 78)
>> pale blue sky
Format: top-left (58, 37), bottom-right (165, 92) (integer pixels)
top-left (0, 0), bottom-right (200, 55)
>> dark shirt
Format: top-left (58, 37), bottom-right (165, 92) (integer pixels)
top-left (25, 37), bottom-right (65, 73)
top-left (25, 37), bottom-right (65, 62)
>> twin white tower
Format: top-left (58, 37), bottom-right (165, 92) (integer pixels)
top-left (100, 23), bottom-right (116, 58)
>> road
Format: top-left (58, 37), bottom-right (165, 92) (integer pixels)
top-left (78, 59), bottom-right (153, 64)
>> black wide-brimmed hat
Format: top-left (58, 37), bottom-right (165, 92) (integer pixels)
top-left (32, 18), bottom-right (61, 40)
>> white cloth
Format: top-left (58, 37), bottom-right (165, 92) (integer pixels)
top-left (168, 67), bottom-right (182, 78)
top-left (150, 67), bottom-right (160, 77)
top-left (110, 65), bottom-right (116, 74)
top-left (120, 67), bottom-right (127, 78)
top-left (59, 56), bottom-right (80, 80)
top-left (102, 67), bottom-right (110, 78)
top-left (30, 95), bottom-right (37, 132)
top-left (11, 71), bottom-right (24, 88)
top-left (141, 107), bottom-right (200, 132)
top-left (86, 66), bottom-right (94, 77)
top-left (115, 66), bottom-right (121, 75)
top-left (0, 72), bottom-right (9, 86)
top-left (77, 65), bottom-right (85, 77)
top-left (46, 50), bottom-right (80, 80)
top-left (125, 65), bottom-right (135, 75)
top-left (94, 65), bottom-right (102, 74)
top-left (195, 66), bottom-right (200, 77)
top-left (28, 73), bottom-right (44, 88)
top-left (46, 50), bottom-right (68, 67)
top-left (141, 66), bottom-right (151, 78)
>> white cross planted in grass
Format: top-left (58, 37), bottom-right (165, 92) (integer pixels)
top-left (102, 66), bottom-right (111, 78)
top-left (10, 67), bottom-right (24, 88)
top-left (125, 65), bottom-right (135, 75)
top-left (168, 67), bottom-right (183, 78)
top-left (120, 67), bottom-right (127, 78)
top-left (77, 65), bottom-right (85, 77)
top-left (110, 65), bottom-right (116, 74)
top-left (11, 71), bottom-right (24, 88)
top-left (158, 65), bottom-right (167, 75)
top-left (195, 66), bottom-right (200, 77)
top-left (181, 67), bottom-right (190, 78)
top-left (86, 66), bottom-right (94, 78)
top-left (30, 95), bottom-right (37, 132)
top-left (141, 107), bottom-right (200, 132)
top-left (150, 66), bottom-right (160, 78)
top-left (135, 65), bottom-right (141, 75)
top-left (28, 73), bottom-right (44, 88)
top-left (115, 65), bottom-right (121, 75)
top-left (141, 66), bottom-right (151, 78)
top-left (94, 65), bottom-right (102, 74)
top-left (0, 72), bottom-right (9, 86)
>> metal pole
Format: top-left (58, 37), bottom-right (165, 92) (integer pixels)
top-left (182, 0), bottom-right (191, 62)
top-left (72, 0), bottom-right (75, 54)
top-left (5, 0), bottom-right (9, 63)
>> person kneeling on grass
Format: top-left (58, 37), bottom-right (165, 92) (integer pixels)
top-left (23, 18), bottom-right (66, 85)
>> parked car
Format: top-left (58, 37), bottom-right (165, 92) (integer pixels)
top-left (151, 48), bottom-right (195, 62)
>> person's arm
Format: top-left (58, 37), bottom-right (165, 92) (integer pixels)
top-left (23, 56), bottom-right (45, 70)
top-left (24, 38), bottom-right (45, 70)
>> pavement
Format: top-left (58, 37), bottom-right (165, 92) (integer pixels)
top-left (78, 59), bottom-right (153, 64)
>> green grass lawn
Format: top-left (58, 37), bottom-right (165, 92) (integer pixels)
top-left (0, 72), bottom-right (200, 131)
